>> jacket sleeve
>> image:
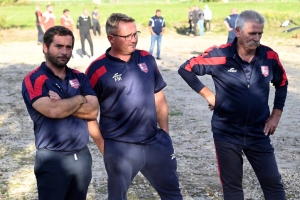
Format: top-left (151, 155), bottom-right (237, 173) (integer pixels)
top-left (76, 17), bottom-right (80, 29)
top-left (268, 51), bottom-right (288, 110)
top-left (178, 48), bottom-right (225, 93)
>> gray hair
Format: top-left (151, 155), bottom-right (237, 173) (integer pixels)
top-left (105, 13), bottom-right (135, 34)
top-left (235, 10), bottom-right (265, 31)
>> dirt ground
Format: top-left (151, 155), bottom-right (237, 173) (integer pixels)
top-left (0, 29), bottom-right (300, 200)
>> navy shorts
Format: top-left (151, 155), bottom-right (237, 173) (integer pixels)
top-left (214, 139), bottom-right (286, 200)
top-left (104, 129), bottom-right (182, 200)
top-left (34, 146), bottom-right (92, 200)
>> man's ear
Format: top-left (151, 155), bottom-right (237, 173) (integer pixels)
top-left (107, 34), bottom-right (114, 44)
top-left (42, 43), bottom-right (48, 54)
top-left (235, 27), bottom-right (241, 37)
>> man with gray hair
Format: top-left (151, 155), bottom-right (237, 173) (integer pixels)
top-left (178, 10), bottom-right (287, 199)
top-left (86, 13), bottom-right (182, 200)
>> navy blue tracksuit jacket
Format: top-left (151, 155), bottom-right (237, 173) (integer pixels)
top-left (178, 39), bottom-right (288, 145)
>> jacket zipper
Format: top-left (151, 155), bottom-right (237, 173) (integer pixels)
top-left (234, 55), bottom-right (258, 145)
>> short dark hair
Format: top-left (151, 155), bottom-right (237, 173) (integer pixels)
top-left (156, 9), bottom-right (161, 13)
top-left (63, 9), bottom-right (69, 14)
top-left (43, 26), bottom-right (74, 50)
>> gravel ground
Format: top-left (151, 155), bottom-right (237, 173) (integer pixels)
top-left (0, 31), bottom-right (299, 200)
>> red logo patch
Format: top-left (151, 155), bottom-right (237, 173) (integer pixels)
top-left (69, 79), bottom-right (80, 89)
top-left (261, 66), bottom-right (269, 77)
top-left (138, 63), bottom-right (148, 73)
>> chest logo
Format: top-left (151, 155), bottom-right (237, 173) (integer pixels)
top-left (138, 62), bottom-right (148, 73)
top-left (228, 68), bottom-right (237, 72)
top-left (112, 73), bottom-right (122, 82)
top-left (261, 66), bottom-right (269, 77)
top-left (69, 79), bottom-right (80, 89)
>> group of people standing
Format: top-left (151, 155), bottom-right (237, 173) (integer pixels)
top-left (26, 7), bottom-right (288, 200)
top-left (35, 5), bottom-right (101, 58)
top-left (188, 5), bottom-right (212, 36)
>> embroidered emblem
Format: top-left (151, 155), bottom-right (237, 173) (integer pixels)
top-left (228, 68), bottom-right (237, 72)
top-left (69, 79), bottom-right (80, 89)
top-left (112, 73), bottom-right (122, 82)
top-left (138, 62), bottom-right (148, 73)
top-left (261, 66), bottom-right (269, 77)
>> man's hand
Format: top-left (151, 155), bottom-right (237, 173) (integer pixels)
top-left (72, 95), bottom-right (99, 120)
top-left (264, 109), bottom-right (282, 136)
top-left (49, 90), bottom-right (61, 101)
top-left (199, 86), bottom-right (216, 111)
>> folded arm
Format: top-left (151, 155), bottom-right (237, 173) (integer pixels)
top-left (72, 95), bottom-right (99, 120)
top-left (32, 94), bottom-right (86, 119)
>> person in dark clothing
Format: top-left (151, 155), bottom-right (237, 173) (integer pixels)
top-left (178, 10), bottom-right (287, 200)
top-left (187, 7), bottom-right (193, 36)
top-left (149, 9), bottom-right (165, 60)
top-left (77, 9), bottom-right (94, 58)
top-left (224, 8), bottom-right (239, 43)
top-left (192, 6), bottom-right (199, 36)
top-left (92, 7), bottom-right (101, 36)
top-left (35, 5), bottom-right (44, 45)
top-left (22, 26), bottom-right (101, 200)
top-left (86, 13), bottom-right (182, 200)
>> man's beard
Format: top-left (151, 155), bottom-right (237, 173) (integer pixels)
top-left (46, 51), bottom-right (70, 69)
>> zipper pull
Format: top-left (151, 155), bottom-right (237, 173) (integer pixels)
top-left (74, 154), bottom-right (78, 160)
top-left (248, 84), bottom-right (250, 88)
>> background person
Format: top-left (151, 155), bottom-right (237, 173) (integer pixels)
top-left (60, 9), bottom-right (74, 32)
top-left (77, 9), bottom-right (94, 58)
top-left (191, 6), bottom-right (199, 36)
top-left (92, 7), bottom-right (101, 36)
top-left (203, 5), bottom-right (212, 32)
top-left (21, 26), bottom-right (100, 200)
top-left (187, 7), bottom-right (193, 36)
top-left (85, 13), bottom-right (182, 200)
top-left (178, 10), bottom-right (287, 200)
top-left (42, 4), bottom-right (56, 32)
top-left (197, 6), bottom-right (204, 36)
top-left (148, 9), bottom-right (165, 60)
top-left (224, 7), bottom-right (239, 44)
top-left (35, 4), bottom-right (44, 45)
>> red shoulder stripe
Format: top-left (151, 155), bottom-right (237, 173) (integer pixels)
top-left (90, 66), bottom-right (107, 88)
top-left (85, 54), bottom-right (106, 75)
top-left (140, 50), bottom-right (150, 57)
top-left (24, 67), bottom-right (48, 100)
top-left (184, 56), bottom-right (226, 72)
top-left (267, 51), bottom-right (287, 86)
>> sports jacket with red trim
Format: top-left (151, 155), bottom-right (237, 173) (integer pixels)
top-left (178, 39), bottom-right (288, 145)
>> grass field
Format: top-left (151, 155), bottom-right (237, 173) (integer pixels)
top-left (0, 1), bottom-right (300, 38)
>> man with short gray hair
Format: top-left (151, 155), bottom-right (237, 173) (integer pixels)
top-left (179, 10), bottom-right (287, 199)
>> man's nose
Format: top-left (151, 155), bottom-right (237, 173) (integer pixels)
top-left (60, 47), bottom-right (68, 54)
top-left (253, 33), bottom-right (261, 41)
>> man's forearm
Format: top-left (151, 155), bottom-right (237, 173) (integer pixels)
top-left (33, 95), bottom-right (86, 119)
top-left (270, 108), bottom-right (282, 118)
top-left (155, 91), bottom-right (169, 133)
top-left (149, 26), bottom-right (154, 34)
top-left (73, 95), bottom-right (99, 119)
top-left (51, 95), bottom-right (86, 118)
top-left (88, 119), bottom-right (104, 155)
top-left (73, 102), bottom-right (98, 119)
